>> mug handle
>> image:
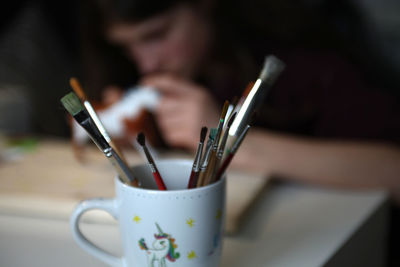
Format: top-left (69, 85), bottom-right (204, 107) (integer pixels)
top-left (70, 198), bottom-right (124, 267)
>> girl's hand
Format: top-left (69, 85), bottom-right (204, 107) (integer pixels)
top-left (142, 74), bottom-right (220, 151)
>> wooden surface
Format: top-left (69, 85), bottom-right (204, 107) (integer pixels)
top-left (0, 139), bottom-right (269, 234)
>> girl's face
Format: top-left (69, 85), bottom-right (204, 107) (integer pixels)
top-left (106, 4), bottom-right (213, 78)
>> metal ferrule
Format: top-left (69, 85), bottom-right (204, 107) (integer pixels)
top-left (200, 144), bottom-right (213, 171)
top-left (231, 125), bottom-right (251, 154)
top-left (212, 120), bottom-right (224, 152)
top-left (217, 130), bottom-right (229, 159)
top-left (75, 110), bottom-right (109, 151)
top-left (143, 146), bottom-right (158, 174)
top-left (192, 142), bottom-right (204, 172)
top-left (104, 147), bottom-right (113, 157)
top-left (148, 163), bottom-right (157, 173)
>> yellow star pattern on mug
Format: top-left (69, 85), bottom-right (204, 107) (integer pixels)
top-left (133, 215), bottom-right (141, 223)
top-left (216, 209), bottom-right (222, 220)
top-left (186, 218), bottom-right (195, 228)
top-left (187, 250), bottom-right (197, 259)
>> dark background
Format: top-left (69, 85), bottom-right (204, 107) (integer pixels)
top-left (0, 0), bottom-right (399, 137)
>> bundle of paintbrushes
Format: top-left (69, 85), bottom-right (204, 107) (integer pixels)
top-left (61, 54), bottom-right (284, 191)
top-left (187, 54), bottom-right (285, 188)
top-left (187, 103), bottom-right (249, 188)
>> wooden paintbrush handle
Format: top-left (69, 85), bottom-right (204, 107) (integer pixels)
top-left (187, 170), bottom-right (198, 189)
top-left (215, 153), bottom-right (233, 181)
top-left (109, 140), bottom-right (140, 187)
top-left (202, 154), bottom-right (217, 186)
top-left (110, 140), bottom-right (127, 162)
top-left (153, 171), bottom-right (167, 190)
top-left (196, 170), bottom-right (207, 188)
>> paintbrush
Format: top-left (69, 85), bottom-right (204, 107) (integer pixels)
top-left (215, 124), bottom-right (251, 181)
top-left (204, 128), bottom-right (217, 156)
top-left (69, 77), bottom-right (127, 161)
top-left (213, 101), bottom-right (230, 150)
top-left (136, 132), bottom-right (167, 190)
top-left (229, 55), bottom-right (285, 138)
top-left (61, 92), bottom-right (137, 185)
top-left (196, 128), bottom-right (217, 187)
top-left (201, 101), bottom-right (230, 186)
top-left (217, 112), bottom-right (237, 162)
top-left (187, 127), bottom-right (207, 189)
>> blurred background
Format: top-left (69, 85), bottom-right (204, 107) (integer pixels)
top-left (0, 2), bottom-right (399, 266)
top-left (0, 0), bottom-right (399, 138)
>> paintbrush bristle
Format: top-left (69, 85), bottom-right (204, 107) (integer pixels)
top-left (137, 132), bottom-right (146, 146)
top-left (61, 92), bottom-right (84, 116)
top-left (220, 100), bottom-right (229, 120)
top-left (227, 112), bottom-right (237, 128)
top-left (259, 55), bottom-right (286, 85)
top-left (210, 128), bottom-right (217, 140)
top-left (69, 77), bottom-right (86, 100)
top-left (200, 127), bottom-right (207, 142)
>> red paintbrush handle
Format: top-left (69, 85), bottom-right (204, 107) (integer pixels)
top-left (215, 153), bottom-right (233, 181)
top-left (152, 171), bottom-right (167, 190)
top-left (188, 170), bottom-right (199, 189)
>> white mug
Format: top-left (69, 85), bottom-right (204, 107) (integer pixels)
top-left (71, 159), bottom-right (226, 267)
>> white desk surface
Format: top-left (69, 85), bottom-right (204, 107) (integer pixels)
top-left (0, 182), bottom-right (387, 267)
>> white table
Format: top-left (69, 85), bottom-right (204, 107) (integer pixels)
top-left (0, 182), bottom-right (388, 267)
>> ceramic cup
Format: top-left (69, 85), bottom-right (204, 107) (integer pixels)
top-left (70, 159), bottom-right (226, 267)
